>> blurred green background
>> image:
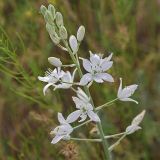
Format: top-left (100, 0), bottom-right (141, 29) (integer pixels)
top-left (0, 0), bottom-right (160, 159)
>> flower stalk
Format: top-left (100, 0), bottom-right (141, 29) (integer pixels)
top-left (62, 39), bottom-right (111, 159)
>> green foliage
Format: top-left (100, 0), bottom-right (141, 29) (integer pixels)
top-left (0, 0), bottom-right (160, 159)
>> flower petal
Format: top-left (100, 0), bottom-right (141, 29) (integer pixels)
top-left (131, 110), bottom-right (146, 126)
top-left (90, 54), bottom-right (101, 65)
top-left (66, 110), bottom-right (81, 123)
top-left (87, 110), bottom-right (100, 122)
top-left (126, 124), bottom-right (142, 135)
top-left (117, 78), bottom-right (123, 98)
top-left (98, 73), bottom-right (114, 82)
top-left (119, 97), bottom-right (138, 104)
top-left (104, 53), bottom-right (113, 61)
top-left (58, 113), bottom-right (67, 124)
top-left (79, 73), bottom-right (92, 85)
top-left (82, 59), bottom-right (92, 72)
top-left (93, 74), bottom-right (104, 83)
top-left (51, 135), bottom-right (64, 144)
top-left (38, 76), bottom-right (49, 82)
top-left (43, 83), bottom-right (53, 95)
top-left (101, 61), bottom-right (113, 71)
top-left (79, 114), bottom-right (87, 122)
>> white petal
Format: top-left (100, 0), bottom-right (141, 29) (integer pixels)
top-left (101, 61), bottom-right (113, 71)
top-left (58, 113), bottom-right (67, 124)
top-left (82, 59), bottom-right (92, 72)
top-left (38, 76), bottom-right (49, 82)
top-left (105, 53), bottom-right (113, 61)
top-left (131, 110), bottom-right (146, 126)
top-left (43, 83), bottom-right (53, 95)
top-left (79, 73), bottom-right (92, 85)
top-left (119, 97), bottom-right (138, 104)
top-left (93, 74), bottom-right (104, 83)
top-left (97, 73), bottom-right (114, 82)
top-left (117, 78), bottom-right (123, 98)
top-left (120, 84), bottom-right (138, 98)
top-left (87, 111), bottom-right (100, 122)
top-left (77, 87), bottom-right (90, 102)
top-left (72, 97), bottom-right (82, 109)
top-left (51, 135), bottom-right (64, 144)
top-left (126, 124), bottom-right (142, 135)
top-left (79, 114), bottom-right (87, 122)
top-left (69, 35), bottom-right (78, 53)
top-left (90, 54), bottom-right (101, 65)
top-left (66, 110), bottom-right (81, 123)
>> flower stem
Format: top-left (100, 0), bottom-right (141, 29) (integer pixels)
top-left (73, 119), bottom-right (91, 129)
top-left (63, 40), bottom-right (111, 160)
top-left (96, 98), bottom-right (118, 111)
top-left (108, 133), bottom-right (127, 152)
top-left (70, 132), bottom-right (126, 142)
top-left (70, 137), bottom-right (101, 142)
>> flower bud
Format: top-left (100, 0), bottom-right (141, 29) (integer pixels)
top-left (69, 35), bottom-right (78, 54)
top-left (48, 4), bottom-right (56, 19)
top-left (55, 12), bottom-right (63, 26)
top-left (50, 33), bottom-right (60, 44)
top-left (77, 26), bottom-right (85, 42)
top-left (48, 57), bottom-right (62, 67)
top-left (59, 26), bottom-right (68, 39)
top-left (44, 11), bottom-right (54, 24)
top-left (46, 23), bottom-right (55, 35)
top-left (40, 5), bottom-right (47, 16)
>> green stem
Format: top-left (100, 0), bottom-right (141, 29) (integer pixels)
top-left (73, 119), bottom-right (91, 129)
top-left (63, 40), bottom-right (111, 160)
top-left (108, 134), bottom-right (127, 152)
top-left (70, 132), bottom-right (126, 142)
top-left (70, 137), bottom-right (101, 142)
top-left (96, 98), bottom-right (118, 111)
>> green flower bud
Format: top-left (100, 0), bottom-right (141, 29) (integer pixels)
top-left (50, 33), bottom-right (60, 44)
top-left (44, 11), bottom-right (54, 24)
top-left (40, 5), bottom-right (47, 16)
top-left (59, 26), bottom-right (68, 39)
top-left (55, 12), bottom-right (63, 27)
top-left (48, 4), bottom-right (56, 19)
top-left (46, 23), bottom-right (55, 35)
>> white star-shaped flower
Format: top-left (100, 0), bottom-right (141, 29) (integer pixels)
top-left (125, 110), bottom-right (146, 135)
top-left (80, 51), bottom-right (114, 85)
top-left (117, 78), bottom-right (138, 104)
top-left (66, 88), bottom-right (100, 123)
top-left (38, 68), bottom-right (76, 95)
top-left (50, 113), bottom-right (73, 144)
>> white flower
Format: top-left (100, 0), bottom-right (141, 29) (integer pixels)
top-left (50, 113), bottom-right (73, 144)
top-left (80, 51), bottom-right (114, 85)
top-left (69, 35), bottom-right (78, 53)
top-left (38, 68), bottom-right (76, 95)
top-left (54, 69), bottom-right (77, 90)
top-left (125, 110), bottom-right (146, 135)
top-left (67, 88), bottom-right (100, 123)
top-left (117, 78), bottom-right (138, 104)
top-left (48, 57), bottom-right (62, 67)
top-left (38, 68), bottom-right (64, 95)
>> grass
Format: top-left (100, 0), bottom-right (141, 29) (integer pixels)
top-left (0, 0), bottom-right (160, 159)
